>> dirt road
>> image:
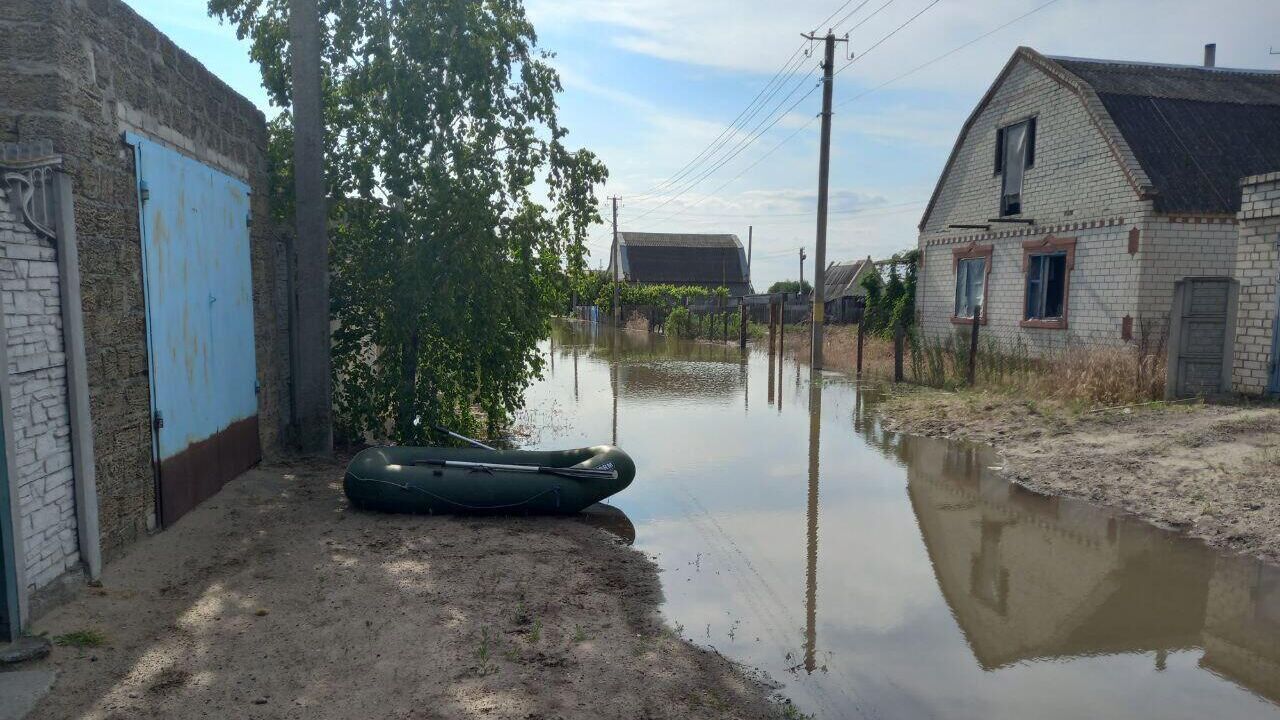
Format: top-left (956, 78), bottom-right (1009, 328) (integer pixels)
top-left (24, 458), bottom-right (780, 720)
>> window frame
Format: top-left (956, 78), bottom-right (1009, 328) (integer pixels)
top-left (994, 117), bottom-right (1037, 217)
top-left (951, 243), bottom-right (993, 326)
top-left (1020, 235), bottom-right (1076, 330)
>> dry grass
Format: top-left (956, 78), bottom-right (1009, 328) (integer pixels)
top-left (779, 323), bottom-right (1167, 408)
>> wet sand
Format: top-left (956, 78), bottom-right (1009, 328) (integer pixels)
top-left (24, 458), bottom-right (782, 720)
top-left (878, 389), bottom-right (1280, 564)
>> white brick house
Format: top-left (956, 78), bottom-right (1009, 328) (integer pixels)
top-left (916, 47), bottom-right (1280, 396)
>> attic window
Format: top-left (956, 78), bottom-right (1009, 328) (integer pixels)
top-left (995, 118), bottom-right (1036, 216)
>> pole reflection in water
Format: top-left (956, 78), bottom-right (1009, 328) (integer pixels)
top-left (573, 346), bottom-right (579, 401)
top-left (804, 377), bottom-right (821, 674)
top-left (525, 320), bottom-right (1280, 720)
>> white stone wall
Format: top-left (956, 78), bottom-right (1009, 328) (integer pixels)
top-left (1136, 217), bottom-right (1239, 334)
top-left (1233, 174), bottom-right (1280, 395)
top-left (0, 190), bottom-right (79, 591)
top-left (918, 56), bottom-right (1147, 351)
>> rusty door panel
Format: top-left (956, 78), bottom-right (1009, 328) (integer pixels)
top-left (126, 134), bottom-right (260, 526)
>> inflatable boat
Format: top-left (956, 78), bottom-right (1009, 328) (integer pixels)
top-left (344, 444), bottom-right (635, 515)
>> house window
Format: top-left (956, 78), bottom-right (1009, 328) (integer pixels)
top-left (954, 257), bottom-right (986, 319)
top-left (1025, 253), bottom-right (1066, 320)
top-left (1020, 236), bottom-right (1075, 329)
top-left (995, 118), bottom-right (1036, 216)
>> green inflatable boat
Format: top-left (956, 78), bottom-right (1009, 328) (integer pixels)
top-left (344, 445), bottom-right (636, 515)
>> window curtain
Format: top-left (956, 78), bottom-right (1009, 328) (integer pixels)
top-left (1002, 122), bottom-right (1028, 200)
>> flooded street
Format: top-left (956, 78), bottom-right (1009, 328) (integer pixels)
top-left (520, 320), bottom-right (1280, 720)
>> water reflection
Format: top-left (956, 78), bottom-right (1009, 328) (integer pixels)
top-left (527, 320), bottom-right (1280, 719)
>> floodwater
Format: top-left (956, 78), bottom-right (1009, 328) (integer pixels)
top-left (520, 320), bottom-right (1280, 720)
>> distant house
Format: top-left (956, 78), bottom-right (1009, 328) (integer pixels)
top-left (823, 257), bottom-right (875, 323)
top-left (917, 46), bottom-right (1280, 397)
top-left (606, 232), bottom-right (751, 296)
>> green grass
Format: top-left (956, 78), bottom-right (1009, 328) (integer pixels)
top-left (54, 629), bottom-right (107, 648)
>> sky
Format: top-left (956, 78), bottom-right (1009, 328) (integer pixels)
top-left (132, 0), bottom-right (1280, 289)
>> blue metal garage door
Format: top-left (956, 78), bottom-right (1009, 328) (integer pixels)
top-left (126, 134), bottom-right (260, 526)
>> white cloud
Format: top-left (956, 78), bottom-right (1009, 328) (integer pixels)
top-left (531, 0), bottom-right (1280, 94)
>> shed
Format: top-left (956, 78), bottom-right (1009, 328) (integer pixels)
top-left (823, 257), bottom-right (875, 323)
top-left (607, 232), bottom-right (751, 296)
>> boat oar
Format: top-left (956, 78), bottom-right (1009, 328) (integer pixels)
top-left (414, 458), bottom-right (619, 481)
top-left (431, 424), bottom-right (496, 451)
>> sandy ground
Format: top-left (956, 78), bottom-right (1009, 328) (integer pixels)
top-left (22, 458), bottom-right (783, 720)
top-left (878, 389), bottom-right (1280, 563)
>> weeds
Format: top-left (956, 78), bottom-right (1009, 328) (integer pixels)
top-left (529, 618), bottom-right (542, 644)
top-left (54, 629), bottom-right (107, 648)
top-left (572, 624), bottom-right (588, 643)
top-left (475, 628), bottom-right (496, 676)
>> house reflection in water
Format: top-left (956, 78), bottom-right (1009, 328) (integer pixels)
top-left (903, 436), bottom-right (1280, 704)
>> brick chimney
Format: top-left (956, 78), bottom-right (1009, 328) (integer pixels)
top-left (1204, 43), bottom-right (1216, 68)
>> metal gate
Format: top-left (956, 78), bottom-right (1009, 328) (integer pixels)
top-left (1270, 263), bottom-right (1280, 394)
top-left (1168, 278), bottom-right (1234, 398)
top-left (126, 134), bottom-right (260, 526)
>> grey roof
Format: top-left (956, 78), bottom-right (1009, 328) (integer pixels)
top-left (617, 232), bottom-right (742, 249)
top-left (920, 48), bottom-right (1280, 227)
top-left (1050, 56), bottom-right (1280, 214)
top-left (825, 259), bottom-right (871, 299)
top-left (608, 232), bottom-right (749, 291)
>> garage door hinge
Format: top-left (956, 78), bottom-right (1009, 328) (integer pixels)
top-left (153, 411), bottom-right (164, 431)
top-left (140, 180), bottom-right (150, 203)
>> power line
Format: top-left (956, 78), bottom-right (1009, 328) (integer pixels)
top-left (631, 43), bottom-right (812, 200)
top-left (835, 0), bottom-right (946, 77)
top-left (835, 0), bottom-right (1062, 108)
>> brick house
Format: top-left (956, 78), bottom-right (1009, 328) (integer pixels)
top-left (916, 46), bottom-right (1280, 397)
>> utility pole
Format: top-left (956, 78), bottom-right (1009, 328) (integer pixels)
top-left (801, 30), bottom-right (847, 371)
top-left (799, 247), bottom-right (807, 296)
top-left (290, 0), bottom-right (332, 453)
top-left (747, 225), bottom-right (753, 292)
top-left (611, 196), bottom-right (620, 325)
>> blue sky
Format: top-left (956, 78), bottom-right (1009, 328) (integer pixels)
top-left (132, 0), bottom-right (1280, 288)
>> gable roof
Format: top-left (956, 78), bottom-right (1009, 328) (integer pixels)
top-left (610, 232), bottom-right (749, 288)
top-left (824, 258), bottom-right (872, 299)
top-left (920, 47), bottom-right (1280, 228)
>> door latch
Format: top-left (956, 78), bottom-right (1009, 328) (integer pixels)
top-left (153, 411), bottom-right (164, 431)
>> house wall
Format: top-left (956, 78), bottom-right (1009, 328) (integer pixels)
top-left (1232, 173), bottom-right (1280, 395)
top-left (1137, 217), bottom-right (1239, 338)
top-left (0, 0), bottom-right (294, 561)
top-left (919, 57), bottom-right (1147, 351)
top-left (0, 188), bottom-right (78, 595)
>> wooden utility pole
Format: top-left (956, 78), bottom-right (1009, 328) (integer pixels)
top-left (802, 30), bottom-right (846, 372)
top-left (611, 196), bottom-right (620, 326)
top-left (856, 313), bottom-right (866, 375)
top-left (747, 226), bottom-right (753, 291)
top-left (290, 0), bottom-right (332, 454)
top-left (894, 322), bottom-right (905, 383)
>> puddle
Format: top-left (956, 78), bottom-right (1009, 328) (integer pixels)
top-left (520, 320), bottom-right (1280, 719)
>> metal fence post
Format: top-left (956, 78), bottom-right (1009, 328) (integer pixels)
top-left (893, 322), bottom-right (905, 383)
top-left (856, 313), bottom-right (866, 376)
top-left (967, 304), bottom-right (982, 386)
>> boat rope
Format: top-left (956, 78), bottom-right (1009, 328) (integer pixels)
top-left (347, 475), bottom-right (562, 511)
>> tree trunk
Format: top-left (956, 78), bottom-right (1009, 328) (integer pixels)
top-left (396, 330), bottom-right (421, 440)
top-left (290, 0), bottom-right (333, 453)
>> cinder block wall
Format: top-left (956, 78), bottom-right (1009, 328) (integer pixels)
top-left (918, 57), bottom-right (1146, 351)
top-left (1233, 173), bottom-right (1280, 394)
top-left (0, 0), bottom-right (294, 560)
top-left (0, 189), bottom-right (78, 593)
top-left (1137, 217), bottom-right (1239, 335)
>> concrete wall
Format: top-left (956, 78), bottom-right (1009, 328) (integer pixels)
top-left (1232, 173), bottom-right (1280, 395)
top-left (0, 0), bottom-right (294, 560)
top-left (0, 188), bottom-right (78, 594)
top-left (918, 57), bottom-right (1147, 351)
